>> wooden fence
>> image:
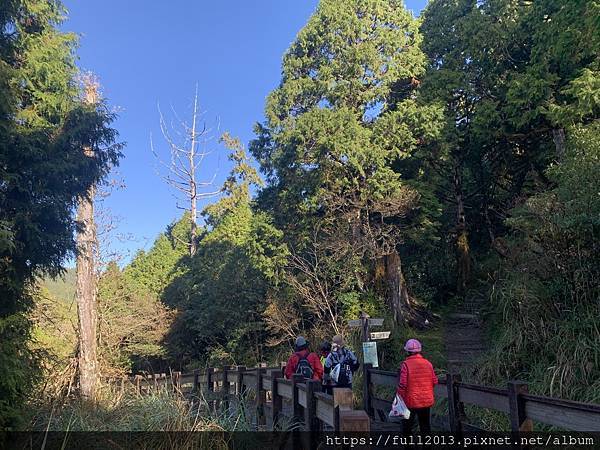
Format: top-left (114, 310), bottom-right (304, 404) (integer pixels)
top-left (363, 365), bottom-right (600, 433)
top-left (128, 364), bottom-right (370, 445)
top-left (125, 363), bottom-right (600, 434)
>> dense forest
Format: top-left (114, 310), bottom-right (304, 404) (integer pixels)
top-left (1, 0), bottom-right (598, 431)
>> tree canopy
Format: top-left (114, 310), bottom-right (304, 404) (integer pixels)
top-left (0, 0), bottom-right (121, 428)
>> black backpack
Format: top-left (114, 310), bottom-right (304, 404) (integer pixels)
top-left (337, 362), bottom-right (351, 386)
top-left (335, 349), bottom-right (359, 386)
top-left (295, 354), bottom-right (314, 379)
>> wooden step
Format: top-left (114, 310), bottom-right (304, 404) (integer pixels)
top-left (447, 313), bottom-right (478, 320)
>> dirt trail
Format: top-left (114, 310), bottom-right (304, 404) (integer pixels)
top-left (444, 296), bottom-right (487, 376)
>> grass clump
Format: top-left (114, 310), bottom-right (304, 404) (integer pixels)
top-left (28, 381), bottom-right (254, 433)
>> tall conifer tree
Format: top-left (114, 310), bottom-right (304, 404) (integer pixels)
top-left (252, 0), bottom-right (443, 325)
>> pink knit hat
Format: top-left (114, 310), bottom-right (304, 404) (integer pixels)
top-left (404, 338), bottom-right (422, 353)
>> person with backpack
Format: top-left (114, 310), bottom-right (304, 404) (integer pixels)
top-left (284, 336), bottom-right (323, 381)
top-left (319, 341), bottom-right (333, 394)
top-left (396, 338), bottom-right (438, 435)
top-left (324, 335), bottom-right (359, 389)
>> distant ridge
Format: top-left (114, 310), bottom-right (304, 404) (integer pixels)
top-left (40, 267), bottom-right (77, 303)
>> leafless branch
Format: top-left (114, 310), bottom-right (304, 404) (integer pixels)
top-left (151, 85), bottom-right (222, 256)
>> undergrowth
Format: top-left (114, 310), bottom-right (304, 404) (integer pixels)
top-left (28, 381), bottom-right (254, 433)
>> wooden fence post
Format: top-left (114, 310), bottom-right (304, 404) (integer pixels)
top-left (206, 367), bottom-right (215, 410)
top-left (193, 370), bottom-right (200, 394)
top-left (363, 363), bottom-right (373, 416)
top-left (206, 367), bottom-right (215, 393)
top-left (222, 366), bottom-right (230, 410)
top-left (270, 370), bottom-right (283, 430)
top-left (303, 380), bottom-right (320, 448)
top-left (508, 381), bottom-right (533, 435)
top-left (333, 388), bottom-right (354, 431)
top-left (447, 373), bottom-right (464, 436)
top-left (231, 366), bottom-right (245, 416)
top-left (256, 366), bottom-right (267, 428)
top-left (172, 371), bottom-right (181, 393)
top-left (291, 374), bottom-right (304, 424)
top-left (135, 375), bottom-right (141, 395)
top-left (236, 366), bottom-right (246, 395)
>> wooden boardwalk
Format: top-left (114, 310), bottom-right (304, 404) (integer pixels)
top-left (131, 364), bottom-right (600, 435)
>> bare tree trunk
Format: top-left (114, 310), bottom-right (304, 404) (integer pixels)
top-left (384, 250), bottom-right (412, 324)
top-left (76, 81), bottom-right (99, 400)
top-left (189, 91), bottom-right (198, 257)
top-left (152, 85), bottom-right (219, 257)
top-left (454, 164), bottom-right (471, 296)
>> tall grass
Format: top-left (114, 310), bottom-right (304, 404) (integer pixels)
top-left (477, 277), bottom-right (600, 404)
top-left (29, 381), bottom-right (255, 433)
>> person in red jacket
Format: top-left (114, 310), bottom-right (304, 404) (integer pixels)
top-left (396, 338), bottom-right (438, 435)
top-left (284, 336), bottom-right (324, 381)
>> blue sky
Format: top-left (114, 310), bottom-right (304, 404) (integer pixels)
top-left (63, 0), bottom-right (428, 262)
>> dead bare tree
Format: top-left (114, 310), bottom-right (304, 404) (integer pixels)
top-left (75, 76), bottom-right (100, 400)
top-left (151, 85), bottom-right (220, 256)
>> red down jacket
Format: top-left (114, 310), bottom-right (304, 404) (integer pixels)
top-left (396, 353), bottom-right (438, 409)
top-left (284, 349), bottom-right (323, 381)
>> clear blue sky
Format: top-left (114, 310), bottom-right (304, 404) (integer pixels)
top-left (63, 0), bottom-right (428, 262)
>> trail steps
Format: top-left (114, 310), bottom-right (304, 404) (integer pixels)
top-left (444, 295), bottom-right (487, 375)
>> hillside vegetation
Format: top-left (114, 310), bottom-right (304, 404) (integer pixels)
top-left (0, 0), bottom-right (598, 430)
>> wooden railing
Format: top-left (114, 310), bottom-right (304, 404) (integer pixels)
top-left (125, 363), bottom-right (600, 433)
top-left (128, 364), bottom-right (370, 442)
top-left (364, 366), bottom-right (600, 433)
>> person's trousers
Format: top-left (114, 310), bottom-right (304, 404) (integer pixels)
top-left (402, 407), bottom-right (431, 435)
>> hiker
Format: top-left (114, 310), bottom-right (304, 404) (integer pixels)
top-left (320, 341), bottom-right (333, 394)
top-left (284, 336), bottom-right (323, 381)
top-left (396, 339), bottom-right (438, 435)
top-left (324, 335), bottom-right (359, 389)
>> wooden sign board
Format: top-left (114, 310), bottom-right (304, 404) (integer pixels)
top-left (370, 331), bottom-right (391, 340)
top-left (347, 318), bottom-right (384, 327)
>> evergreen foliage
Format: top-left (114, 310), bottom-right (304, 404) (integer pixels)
top-left (251, 0), bottom-right (444, 336)
top-left (165, 134), bottom-right (287, 367)
top-left (0, 0), bottom-right (121, 428)
top-left (3, 0), bottom-right (600, 428)
top-left (480, 122), bottom-right (600, 401)
top-left (418, 0), bottom-right (599, 402)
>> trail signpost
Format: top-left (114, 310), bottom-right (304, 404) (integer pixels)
top-left (369, 331), bottom-right (391, 340)
top-left (347, 312), bottom-right (389, 343)
top-left (350, 312), bottom-right (390, 412)
top-left (347, 318), bottom-right (384, 328)
top-left (347, 312), bottom-right (390, 369)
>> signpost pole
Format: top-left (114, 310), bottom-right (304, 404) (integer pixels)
top-left (360, 311), bottom-right (372, 416)
top-left (360, 311), bottom-right (370, 344)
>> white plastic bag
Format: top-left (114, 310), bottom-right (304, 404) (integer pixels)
top-left (330, 363), bottom-right (341, 384)
top-left (388, 394), bottom-right (411, 420)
